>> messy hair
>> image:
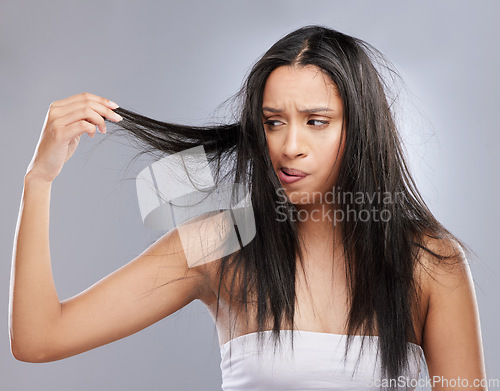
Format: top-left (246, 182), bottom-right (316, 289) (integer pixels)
top-left (111, 25), bottom-right (468, 386)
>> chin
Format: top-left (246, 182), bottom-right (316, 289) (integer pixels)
top-left (281, 189), bottom-right (324, 205)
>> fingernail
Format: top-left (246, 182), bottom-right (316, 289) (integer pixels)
top-left (114, 113), bottom-right (123, 122)
top-left (108, 100), bottom-right (119, 109)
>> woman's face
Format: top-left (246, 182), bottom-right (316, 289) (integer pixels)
top-left (262, 65), bottom-right (345, 206)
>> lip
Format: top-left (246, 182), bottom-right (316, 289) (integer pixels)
top-left (281, 167), bottom-right (309, 177)
top-left (278, 167), bottom-right (309, 184)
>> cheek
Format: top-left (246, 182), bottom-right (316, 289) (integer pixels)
top-left (318, 139), bottom-right (344, 178)
top-left (318, 138), bottom-right (341, 161)
top-left (265, 138), bottom-right (279, 163)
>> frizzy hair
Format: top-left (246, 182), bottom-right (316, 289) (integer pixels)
top-left (109, 25), bottom-right (469, 386)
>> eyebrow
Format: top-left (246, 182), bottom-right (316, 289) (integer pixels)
top-left (262, 107), bottom-right (334, 114)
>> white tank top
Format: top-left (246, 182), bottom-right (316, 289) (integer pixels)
top-left (220, 330), bottom-right (431, 390)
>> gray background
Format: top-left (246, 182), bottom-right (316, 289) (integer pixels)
top-left (1, 1), bottom-right (499, 389)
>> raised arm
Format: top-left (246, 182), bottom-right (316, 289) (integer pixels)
top-left (9, 93), bottom-right (211, 362)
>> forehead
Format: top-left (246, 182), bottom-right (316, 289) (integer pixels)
top-left (262, 65), bottom-right (340, 106)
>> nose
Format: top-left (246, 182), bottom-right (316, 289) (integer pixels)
top-left (282, 123), bottom-right (307, 159)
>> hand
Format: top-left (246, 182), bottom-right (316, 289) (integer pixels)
top-left (26, 92), bottom-right (123, 183)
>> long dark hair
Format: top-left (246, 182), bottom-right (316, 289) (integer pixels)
top-left (110, 25), bottom-right (468, 385)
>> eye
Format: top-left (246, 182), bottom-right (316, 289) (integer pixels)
top-left (263, 120), bottom-right (283, 129)
top-left (307, 119), bottom-right (329, 128)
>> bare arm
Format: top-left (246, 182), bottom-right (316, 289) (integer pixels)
top-left (422, 237), bottom-right (487, 390)
top-left (9, 93), bottom-right (211, 362)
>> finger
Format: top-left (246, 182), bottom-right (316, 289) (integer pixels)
top-left (56, 92), bottom-right (119, 110)
top-left (64, 120), bottom-right (97, 139)
top-left (56, 100), bottom-right (123, 125)
top-left (51, 92), bottom-right (119, 110)
top-left (57, 106), bottom-right (108, 135)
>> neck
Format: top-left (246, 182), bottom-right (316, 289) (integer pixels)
top-left (295, 202), bottom-right (342, 245)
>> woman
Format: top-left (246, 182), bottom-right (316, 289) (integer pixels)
top-left (9, 26), bottom-right (486, 390)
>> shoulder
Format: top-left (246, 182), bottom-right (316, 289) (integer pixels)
top-left (144, 227), bottom-right (216, 304)
top-left (415, 233), bottom-right (486, 381)
top-left (166, 212), bottom-right (238, 305)
top-left (415, 232), bottom-right (472, 295)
